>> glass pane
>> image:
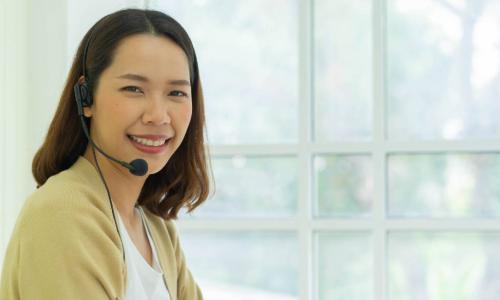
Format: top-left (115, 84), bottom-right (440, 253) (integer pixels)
top-left (316, 232), bottom-right (373, 300)
top-left (183, 155), bottom-right (298, 218)
top-left (388, 232), bottom-right (500, 300)
top-left (150, 0), bottom-right (299, 144)
top-left (314, 0), bottom-right (373, 141)
top-left (179, 231), bottom-right (299, 300)
top-left (388, 153), bottom-right (500, 218)
top-left (387, 0), bottom-right (500, 140)
top-left (314, 155), bottom-right (373, 218)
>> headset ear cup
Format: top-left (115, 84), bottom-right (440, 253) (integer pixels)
top-left (73, 81), bottom-right (93, 117)
top-left (80, 82), bottom-right (93, 107)
top-left (73, 82), bottom-right (84, 116)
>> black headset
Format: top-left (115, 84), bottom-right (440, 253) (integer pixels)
top-left (73, 34), bottom-right (94, 114)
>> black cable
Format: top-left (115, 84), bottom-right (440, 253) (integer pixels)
top-left (83, 115), bottom-right (126, 265)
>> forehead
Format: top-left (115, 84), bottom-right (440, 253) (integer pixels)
top-left (104, 33), bottom-right (190, 81)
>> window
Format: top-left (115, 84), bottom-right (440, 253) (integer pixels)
top-left (151, 0), bottom-right (500, 299)
top-left (1, 0), bottom-right (496, 299)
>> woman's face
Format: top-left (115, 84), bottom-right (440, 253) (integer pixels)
top-left (83, 33), bottom-right (192, 175)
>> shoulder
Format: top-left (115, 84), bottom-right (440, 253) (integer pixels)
top-left (14, 166), bottom-right (117, 247)
top-left (22, 165), bottom-right (110, 223)
top-left (2, 168), bottom-right (125, 299)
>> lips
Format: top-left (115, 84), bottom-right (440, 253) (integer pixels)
top-left (127, 134), bottom-right (171, 154)
top-left (127, 134), bottom-right (170, 141)
top-left (128, 135), bottom-right (167, 145)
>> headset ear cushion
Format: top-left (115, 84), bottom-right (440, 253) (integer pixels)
top-left (80, 83), bottom-right (93, 107)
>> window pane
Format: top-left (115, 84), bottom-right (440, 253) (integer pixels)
top-left (150, 0), bottom-right (299, 144)
top-left (388, 232), bottom-right (500, 299)
top-left (316, 232), bottom-right (373, 300)
top-left (184, 155), bottom-right (298, 218)
top-left (388, 153), bottom-right (500, 218)
top-left (387, 0), bottom-right (500, 140)
top-left (179, 231), bottom-right (299, 300)
top-left (314, 0), bottom-right (373, 142)
top-left (314, 155), bottom-right (373, 218)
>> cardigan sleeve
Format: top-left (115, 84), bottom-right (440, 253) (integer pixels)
top-left (166, 221), bottom-right (204, 300)
top-left (0, 190), bottom-right (125, 300)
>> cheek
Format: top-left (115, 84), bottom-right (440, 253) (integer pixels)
top-left (96, 99), bottom-right (135, 134)
top-left (177, 103), bottom-right (193, 128)
top-left (110, 99), bottom-right (130, 115)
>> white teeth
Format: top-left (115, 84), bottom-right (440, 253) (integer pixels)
top-left (129, 135), bottom-right (167, 147)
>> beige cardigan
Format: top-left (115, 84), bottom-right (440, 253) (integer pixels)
top-left (0, 156), bottom-right (203, 300)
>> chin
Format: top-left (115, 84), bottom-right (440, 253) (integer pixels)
top-left (147, 159), bottom-right (170, 175)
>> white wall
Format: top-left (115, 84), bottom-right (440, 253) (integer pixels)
top-left (1, 0), bottom-right (31, 269)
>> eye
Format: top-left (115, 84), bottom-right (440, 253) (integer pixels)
top-left (121, 86), bottom-right (143, 94)
top-left (169, 90), bottom-right (188, 97)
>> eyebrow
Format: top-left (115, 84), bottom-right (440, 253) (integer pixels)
top-left (116, 73), bottom-right (191, 86)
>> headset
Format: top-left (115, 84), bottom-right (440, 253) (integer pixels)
top-left (72, 30), bottom-right (149, 265)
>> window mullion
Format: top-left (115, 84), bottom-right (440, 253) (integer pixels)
top-left (374, 0), bottom-right (388, 299)
top-left (299, 0), bottom-right (314, 300)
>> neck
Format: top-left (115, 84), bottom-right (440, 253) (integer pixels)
top-left (83, 146), bottom-right (146, 225)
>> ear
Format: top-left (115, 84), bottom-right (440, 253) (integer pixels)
top-left (83, 106), bottom-right (93, 118)
top-left (77, 75), bottom-right (86, 84)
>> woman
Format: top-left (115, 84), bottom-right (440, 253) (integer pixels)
top-left (0, 8), bottom-right (211, 300)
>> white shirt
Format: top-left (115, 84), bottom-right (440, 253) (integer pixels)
top-left (116, 206), bottom-right (170, 300)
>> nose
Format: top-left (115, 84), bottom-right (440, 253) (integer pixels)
top-left (142, 94), bottom-right (171, 125)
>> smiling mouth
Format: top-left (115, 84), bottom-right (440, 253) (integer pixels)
top-left (127, 134), bottom-right (170, 147)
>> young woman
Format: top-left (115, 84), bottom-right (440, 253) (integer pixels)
top-left (0, 8), bottom-right (211, 300)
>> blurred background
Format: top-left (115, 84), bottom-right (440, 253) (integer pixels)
top-left (1, 0), bottom-right (500, 299)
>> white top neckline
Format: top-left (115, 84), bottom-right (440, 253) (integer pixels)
top-left (116, 206), bottom-right (170, 300)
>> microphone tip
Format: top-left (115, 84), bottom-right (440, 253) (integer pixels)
top-left (129, 159), bottom-right (148, 176)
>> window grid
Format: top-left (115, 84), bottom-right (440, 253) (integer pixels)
top-left (171, 1), bottom-right (500, 300)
